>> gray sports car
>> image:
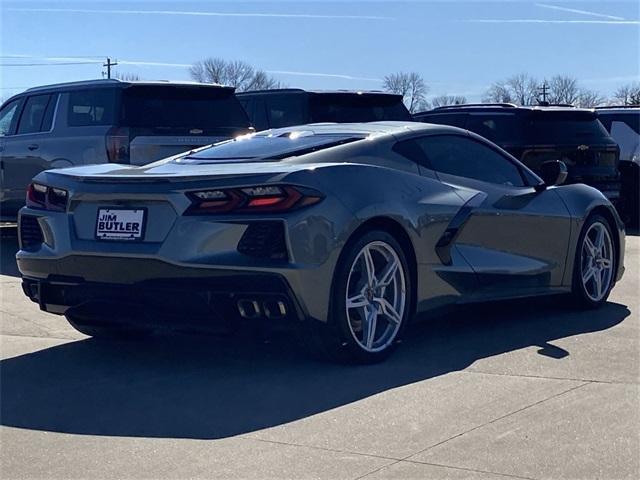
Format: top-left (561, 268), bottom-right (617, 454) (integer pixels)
top-left (16, 122), bottom-right (625, 363)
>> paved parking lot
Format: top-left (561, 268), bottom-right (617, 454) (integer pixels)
top-left (1, 227), bottom-right (638, 480)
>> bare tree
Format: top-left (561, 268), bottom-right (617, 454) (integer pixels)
top-left (482, 81), bottom-right (513, 103)
top-left (114, 72), bottom-right (141, 81)
top-left (507, 73), bottom-right (539, 105)
top-left (612, 82), bottom-right (640, 105)
top-left (189, 57), bottom-right (283, 92)
top-left (431, 94), bottom-right (468, 108)
top-left (576, 89), bottom-right (606, 108)
top-left (547, 75), bottom-right (581, 104)
top-left (482, 73), bottom-right (538, 105)
top-left (383, 72), bottom-right (429, 113)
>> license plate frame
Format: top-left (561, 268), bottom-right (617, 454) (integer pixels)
top-left (95, 207), bottom-right (147, 242)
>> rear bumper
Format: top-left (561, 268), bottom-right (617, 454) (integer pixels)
top-left (21, 270), bottom-right (306, 333)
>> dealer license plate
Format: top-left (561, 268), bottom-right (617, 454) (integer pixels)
top-left (95, 208), bottom-right (146, 241)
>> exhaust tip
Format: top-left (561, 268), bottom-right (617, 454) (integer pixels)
top-left (237, 299), bottom-right (261, 319)
top-left (263, 300), bottom-right (287, 319)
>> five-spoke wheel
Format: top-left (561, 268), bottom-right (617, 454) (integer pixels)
top-left (310, 229), bottom-right (411, 363)
top-left (573, 215), bottom-right (616, 307)
top-left (345, 241), bottom-right (407, 353)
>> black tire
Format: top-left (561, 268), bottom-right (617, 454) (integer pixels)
top-left (570, 214), bottom-right (617, 309)
top-left (304, 229), bottom-right (413, 364)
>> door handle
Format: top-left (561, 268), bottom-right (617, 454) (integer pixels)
top-left (28, 144), bottom-right (39, 151)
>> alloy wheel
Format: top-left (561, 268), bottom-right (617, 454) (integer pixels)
top-left (345, 241), bottom-right (406, 353)
top-left (580, 221), bottom-right (614, 302)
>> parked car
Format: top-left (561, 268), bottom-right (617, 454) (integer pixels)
top-left (413, 104), bottom-right (621, 204)
top-left (0, 79), bottom-right (251, 220)
top-left (237, 89), bottom-right (411, 130)
top-left (17, 122), bottom-right (624, 363)
top-left (596, 106), bottom-right (639, 226)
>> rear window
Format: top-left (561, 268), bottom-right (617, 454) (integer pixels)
top-left (183, 132), bottom-right (363, 162)
top-left (309, 94), bottom-right (411, 123)
top-left (416, 113), bottom-right (467, 128)
top-left (525, 112), bottom-right (611, 145)
top-left (68, 88), bottom-right (116, 126)
top-left (121, 86), bottom-right (249, 132)
top-left (265, 95), bottom-right (307, 129)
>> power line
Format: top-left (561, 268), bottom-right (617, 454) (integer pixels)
top-left (0, 61), bottom-right (101, 66)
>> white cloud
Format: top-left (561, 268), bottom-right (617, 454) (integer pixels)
top-left (266, 70), bottom-right (381, 82)
top-left (8, 7), bottom-right (392, 21)
top-left (535, 3), bottom-right (626, 21)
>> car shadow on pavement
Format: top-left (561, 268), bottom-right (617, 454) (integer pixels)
top-left (0, 297), bottom-right (630, 440)
top-left (0, 228), bottom-right (20, 277)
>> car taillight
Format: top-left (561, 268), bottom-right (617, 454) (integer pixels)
top-left (106, 126), bottom-right (130, 163)
top-left (185, 185), bottom-right (323, 215)
top-left (26, 183), bottom-right (68, 211)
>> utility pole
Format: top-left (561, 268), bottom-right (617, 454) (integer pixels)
top-left (103, 57), bottom-right (118, 79)
top-left (538, 81), bottom-right (550, 105)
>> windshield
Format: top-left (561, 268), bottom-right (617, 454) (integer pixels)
top-left (121, 86), bottom-right (250, 132)
top-left (182, 132), bottom-right (364, 162)
top-left (309, 94), bottom-right (411, 123)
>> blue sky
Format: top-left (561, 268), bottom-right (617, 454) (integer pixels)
top-left (1, 0), bottom-right (638, 102)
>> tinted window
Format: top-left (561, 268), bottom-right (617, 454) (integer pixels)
top-left (68, 88), bottom-right (116, 126)
top-left (525, 112), bottom-right (610, 144)
top-left (309, 94), bottom-right (411, 123)
top-left (392, 138), bottom-right (428, 165)
top-left (184, 133), bottom-right (363, 162)
top-left (241, 98), bottom-right (269, 131)
top-left (41, 94), bottom-right (58, 131)
top-left (266, 95), bottom-right (306, 128)
top-left (417, 135), bottom-right (525, 186)
top-left (598, 112), bottom-right (640, 135)
top-left (121, 86), bottom-right (249, 132)
top-left (415, 113), bottom-right (467, 128)
top-left (0, 99), bottom-right (21, 136)
top-left (466, 113), bottom-right (521, 144)
top-left (17, 94), bottom-right (53, 134)
top-left (252, 99), bottom-right (269, 131)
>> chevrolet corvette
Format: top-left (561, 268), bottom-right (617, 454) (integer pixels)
top-left (16, 122), bottom-right (625, 363)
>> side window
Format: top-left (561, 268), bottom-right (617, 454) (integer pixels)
top-left (68, 89), bottom-right (116, 126)
top-left (466, 114), bottom-right (520, 144)
top-left (252, 99), bottom-right (269, 130)
top-left (0, 99), bottom-right (22, 136)
top-left (16, 94), bottom-right (53, 135)
top-left (41, 94), bottom-right (58, 131)
top-left (417, 135), bottom-right (525, 187)
top-left (266, 96), bottom-right (306, 128)
top-left (392, 139), bottom-right (429, 166)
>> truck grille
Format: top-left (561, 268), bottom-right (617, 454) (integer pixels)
top-left (19, 215), bottom-right (44, 250)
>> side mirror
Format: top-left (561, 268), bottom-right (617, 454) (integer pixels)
top-left (536, 160), bottom-right (568, 191)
